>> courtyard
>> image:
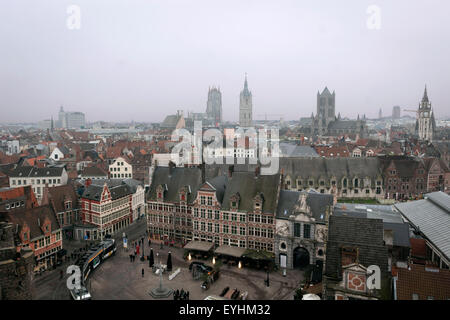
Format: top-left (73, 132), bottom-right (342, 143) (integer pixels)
top-left (31, 218), bottom-right (304, 300)
top-left (87, 241), bottom-right (304, 300)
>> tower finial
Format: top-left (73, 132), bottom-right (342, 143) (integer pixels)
top-left (422, 84), bottom-right (429, 102)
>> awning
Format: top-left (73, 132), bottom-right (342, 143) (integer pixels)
top-left (214, 245), bottom-right (246, 258)
top-left (183, 240), bottom-right (214, 252)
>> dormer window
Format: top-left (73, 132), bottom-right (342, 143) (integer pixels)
top-left (45, 225), bottom-right (49, 233)
top-left (65, 201), bottom-right (72, 210)
top-left (23, 232), bottom-right (28, 241)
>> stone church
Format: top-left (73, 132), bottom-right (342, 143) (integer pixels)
top-left (415, 86), bottom-right (436, 142)
top-left (239, 74), bottom-right (253, 127)
top-left (309, 87), bottom-right (368, 138)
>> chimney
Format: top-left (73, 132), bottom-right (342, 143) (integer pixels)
top-left (200, 162), bottom-right (206, 184)
top-left (168, 161), bottom-right (175, 176)
top-left (228, 165), bottom-right (234, 178)
top-left (254, 166), bottom-right (260, 178)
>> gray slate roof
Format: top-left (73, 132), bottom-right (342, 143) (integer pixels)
top-left (279, 143), bottom-right (319, 158)
top-left (82, 183), bottom-right (132, 201)
top-left (220, 172), bottom-right (280, 213)
top-left (147, 166), bottom-right (203, 204)
top-left (280, 157), bottom-right (382, 184)
top-left (9, 166), bottom-right (65, 178)
top-left (334, 204), bottom-right (410, 248)
top-left (276, 189), bottom-right (333, 222)
top-left (325, 215), bottom-right (388, 280)
top-left (395, 191), bottom-right (450, 260)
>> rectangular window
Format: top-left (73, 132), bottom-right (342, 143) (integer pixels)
top-left (294, 223), bottom-right (301, 237)
top-left (303, 224), bottom-right (311, 239)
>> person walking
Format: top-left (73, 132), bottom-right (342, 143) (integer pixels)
top-left (142, 268), bottom-right (144, 277)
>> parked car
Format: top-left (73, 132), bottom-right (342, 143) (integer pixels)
top-left (69, 286), bottom-right (91, 300)
top-left (224, 288), bottom-right (236, 299)
top-left (220, 286), bottom-right (229, 297)
top-left (189, 261), bottom-right (205, 271)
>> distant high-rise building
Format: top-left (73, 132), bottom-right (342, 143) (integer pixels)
top-left (378, 108), bottom-right (382, 119)
top-left (415, 85), bottom-right (436, 142)
top-left (392, 106), bottom-right (401, 119)
top-left (206, 87), bottom-right (222, 125)
top-left (57, 106), bottom-right (86, 129)
top-left (239, 74), bottom-right (253, 127)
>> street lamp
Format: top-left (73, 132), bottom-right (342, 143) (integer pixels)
top-left (212, 257), bottom-right (216, 265)
top-left (188, 253), bottom-right (192, 261)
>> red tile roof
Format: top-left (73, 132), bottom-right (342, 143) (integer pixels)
top-left (396, 264), bottom-right (450, 300)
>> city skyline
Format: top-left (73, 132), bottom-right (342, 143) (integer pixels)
top-left (1, 0), bottom-right (449, 123)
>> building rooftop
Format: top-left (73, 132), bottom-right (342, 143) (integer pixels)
top-left (395, 192), bottom-right (450, 261)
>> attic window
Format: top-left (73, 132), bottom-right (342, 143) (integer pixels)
top-left (23, 232), bottom-right (28, 241)
top-left (45, 225), bottom-right (49, 232)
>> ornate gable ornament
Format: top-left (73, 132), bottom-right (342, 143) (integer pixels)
top-left (156, 184), bottom-right (167, 202)
top-left (295, 192), bottom-right (311, 215)
top-left (179, 185), bottom-right (190, 203)
top-left (253, 192), bottom-right (265, 212)
top-left (230, 192), bottom-right (240, 209)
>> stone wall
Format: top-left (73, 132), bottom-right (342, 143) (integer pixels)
top-left (0, 222), bottom-right (34, 300)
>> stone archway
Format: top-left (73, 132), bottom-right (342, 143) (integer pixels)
top-left (293, 247), bottom-right (310, 269)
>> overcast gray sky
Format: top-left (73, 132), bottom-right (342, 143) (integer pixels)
top-left (0, 0), bottom-right (449, 123)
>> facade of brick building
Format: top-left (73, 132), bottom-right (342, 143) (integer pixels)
top-left (381, 156), bottom-right (428, 200)
top-left (0, 205), bottom-right (62, 271)
top-left (80, 180), bottom-right (144, 240)
top-left (147, 165), bottom-right (280, 253)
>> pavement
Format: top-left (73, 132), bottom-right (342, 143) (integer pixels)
top-left (32, 217), bottom-right (304, 300)
top-left (31, 218), bottom-right (148, 300)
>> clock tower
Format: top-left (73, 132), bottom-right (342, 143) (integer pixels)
top-left (416, 85), bottom-right (436, 142)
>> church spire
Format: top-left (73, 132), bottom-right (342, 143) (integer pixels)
top-left (244, 73), bottom-right (248, 91)
top-left (422, 85), bottom-right (429, 103)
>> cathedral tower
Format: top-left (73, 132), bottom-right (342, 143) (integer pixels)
top-left (416, 85), bottom-right (436, 141)
top-left (206, 87), bottom-right (222, 125)
top-left (239, 74), bottom-right (253, 127)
